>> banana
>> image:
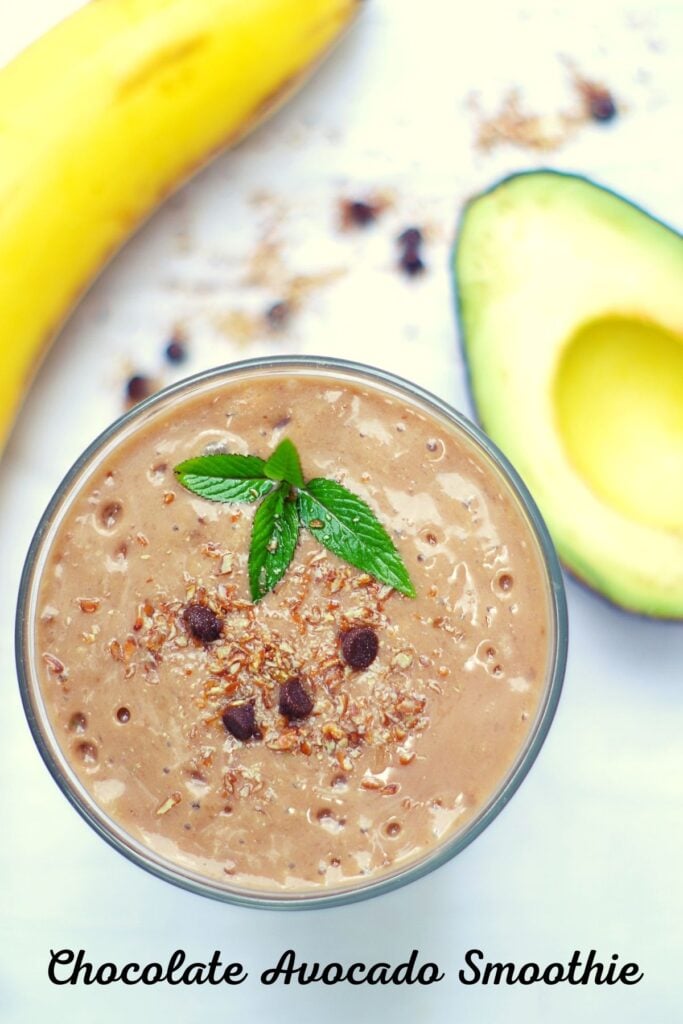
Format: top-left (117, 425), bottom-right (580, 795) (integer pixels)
top-left (0, 0), bottom-right (361, 453)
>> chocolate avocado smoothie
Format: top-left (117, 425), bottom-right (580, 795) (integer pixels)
top-left (23, 362), bottom-right (561, 899)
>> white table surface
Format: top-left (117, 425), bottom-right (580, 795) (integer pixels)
top-left (1, 2), bottom-right (682, 1022)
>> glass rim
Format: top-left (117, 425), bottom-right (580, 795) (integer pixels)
top-left (16, 355), bottom-right (568, 910)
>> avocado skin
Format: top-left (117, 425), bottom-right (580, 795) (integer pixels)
top-left (452, 170), bottom-right (683, 619)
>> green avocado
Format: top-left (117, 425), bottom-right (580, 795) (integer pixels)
top-left (454, 170), bottom-right (683, 617)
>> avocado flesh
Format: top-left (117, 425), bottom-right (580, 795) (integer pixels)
top-left (455, 171), bottom-right (683, 617)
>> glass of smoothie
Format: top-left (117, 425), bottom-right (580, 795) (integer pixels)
top-left (16, 357), bottom-right (567, 908)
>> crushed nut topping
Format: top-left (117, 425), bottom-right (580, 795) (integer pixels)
top-left (42, 652), bottom-right (66, 676)
top-left (156, 792), bottom-right (182, 815)
top-left (108, 553), bottom-right (432, 796)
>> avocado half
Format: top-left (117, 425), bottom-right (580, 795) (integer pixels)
top-left (454, 170), bottom-right (683, 618)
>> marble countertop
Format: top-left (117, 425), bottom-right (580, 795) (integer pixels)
top-left (1, 1), bottom-right (681, 1021)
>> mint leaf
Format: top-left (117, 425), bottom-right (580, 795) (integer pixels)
top-left (298, 479), bottom-right (416, 597)
top-left (248, 486), bottom-right (300, 601)
top-left (175, 445), bottom-right (417, 602)
top-left (263, 438), bottom-right (304, 489)
top-left (174, 454), bottom-right (274, 503)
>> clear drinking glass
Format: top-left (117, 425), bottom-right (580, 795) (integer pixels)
top-left (16, 357), bottom-right (568, 909)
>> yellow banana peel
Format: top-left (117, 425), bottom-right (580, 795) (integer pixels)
top-left (0, 0), bottom-right (361, 453)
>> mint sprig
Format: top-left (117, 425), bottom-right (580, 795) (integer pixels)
top-left (174, 437), bottom-right (415, 602)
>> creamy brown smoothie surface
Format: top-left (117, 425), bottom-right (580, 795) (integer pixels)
top-left (34, 371), bottom-right (551, 893)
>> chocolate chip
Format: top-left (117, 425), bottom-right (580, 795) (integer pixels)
top-left (588, 89), bottom-right (617, 123)
top-left (341, 626), bottom-right (379, 670)
top-left (340, 199), bottom-right (379, 229)
top-left (399, 250), bottom-right (425, 277)
top-left (279, 677), bottom-right (314, 720)
top-left (183, 603), bottom-right (222, 642)
top-left (222, 701), bottom-right (259, 741)
top-left (126, 374), bottom-right (153, 403)
top-left (265, 300), bottom-right (291, 329)
top-left (165, 337), bottom-right (187, 363)
top-left (397, 226), bottom-right (423, 249)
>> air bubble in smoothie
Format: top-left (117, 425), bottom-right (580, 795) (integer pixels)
top-left (100, 501), bottom-right (123, 530)
top-left (68, 712), bottom-right (87, 734)
top-left (75, 741), bottom-right (98, 766)
top-left (496, 572), bottom-right (514, 592)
